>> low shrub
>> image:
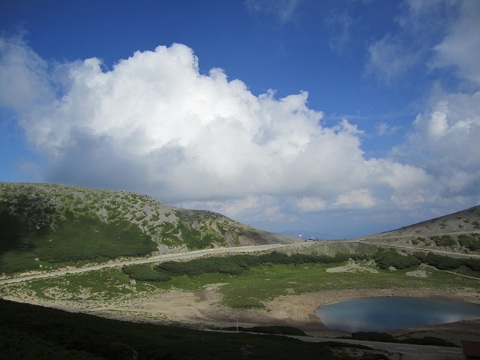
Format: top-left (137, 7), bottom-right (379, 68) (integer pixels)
top-left (400, 337), bottom-right (458, 347)
top-left (414, 252), bottom-right (464, 270)
top-left (351, 332), bottom-right (457, 347)
top-left (374, 249), bottom-right (421, 270)
top-left (155, 252), bottom-right (350, 277)
top-left (431, 235), bottom-right (457, 247)
top-left (458, 234), bottom-right (480, 251)
top-left (464, 258), bottom-right (480, 271)
top-left (351, 332), bottom-right (395, 342)
top-left (123, 264), bottom-right (171, 282)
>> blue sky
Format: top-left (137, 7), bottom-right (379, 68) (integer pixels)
top-left (1, 0), bottom-right (479, 238)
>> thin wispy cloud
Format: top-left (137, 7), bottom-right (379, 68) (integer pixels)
top-left (430, 1), bottom-right (480, 85)
top-left (326, 12), bottom-right (354, 54)
top-left (365, 34), bottom-right (420, 84)
top-left (376, 122), bottom-right (400, 136)
top-left (245, 0), bottom-right (301, 24)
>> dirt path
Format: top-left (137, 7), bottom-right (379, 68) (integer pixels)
top-left (0, 244), bottom-right (286, 285)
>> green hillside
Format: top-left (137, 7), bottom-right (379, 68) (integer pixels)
top-left (0, 182), bottom-right (292, 274)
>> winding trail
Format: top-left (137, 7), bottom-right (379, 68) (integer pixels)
top-left (0, 244), bottom-right (286, 285)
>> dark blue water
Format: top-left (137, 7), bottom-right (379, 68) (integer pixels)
top-left (315, 297), bottom-right (480, 332)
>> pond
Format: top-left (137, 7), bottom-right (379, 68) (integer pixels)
top-left (315, 297), bottom-right (480, 332)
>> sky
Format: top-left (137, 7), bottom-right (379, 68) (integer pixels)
top-left (1, 0), bottom-right (479, 238)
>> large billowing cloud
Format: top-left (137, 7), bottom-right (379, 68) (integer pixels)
top-left (0, 36), bottom-right (432, 215)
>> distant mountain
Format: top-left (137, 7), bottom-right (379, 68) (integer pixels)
top-left (363, 205), bottom-right (480, 254)
top-left (0, 182), bottom-right (296, 274)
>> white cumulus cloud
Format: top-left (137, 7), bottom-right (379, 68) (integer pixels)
top-left (431, 0), bottom-right (480, 85)
top-left (407, 91), bottom-right (480, 197)
top-left (1, 32), bottom-right (478, 232)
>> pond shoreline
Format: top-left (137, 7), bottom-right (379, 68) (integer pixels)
top-left (4, 286), bottom-right (480, 345)
top-left (314, 296), bottom-right (480, 333)
top-left (264, 287), bottom-right (480, 343)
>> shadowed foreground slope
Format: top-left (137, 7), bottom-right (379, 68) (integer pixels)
top-left (0, 299), bottom-right (351, 360)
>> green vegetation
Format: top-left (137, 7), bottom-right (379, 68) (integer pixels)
top-left (122, 252), bottom-right (351, 282)
top-left (350, 332), bottom-right (457, 347)
top-left (120, 249), bottom-right (480, 309)
top-left (0, 213), bottom-right (156, 274)
top-left (158, 219), bottom-right (226, 249)
top-left (3, 248), bottom-right (480, 312)
top-left (122, 264), bottom-right (172, 282)
top-left (372, 249), bottom-right (421, 270)
top-left (413, 251), bottom-right (480, 271)
top-left (411, 237), bottom-right (422, 245)
top-left (226, 326), bottom-right (307, 336)
top-left (22, 268), bottom-right (135, 301)
top-left (0, 299), bottom-right (345, 360)
top-left (458, 234), bottom-right (480, 251)
top-left (157, 210), bottom-right (232, 250)
top-left (431, 235), bottom-right (457, 247)
top-left (189, 258), bottom-right (477, 309)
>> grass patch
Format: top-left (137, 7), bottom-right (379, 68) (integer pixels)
top-left (217, 261), bottom-right (480, 308)
top-left (22, 268), bottom-right (135, 301)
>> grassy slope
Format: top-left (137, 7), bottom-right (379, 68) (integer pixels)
top-left (0, 182), bottom-right (294, 274)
